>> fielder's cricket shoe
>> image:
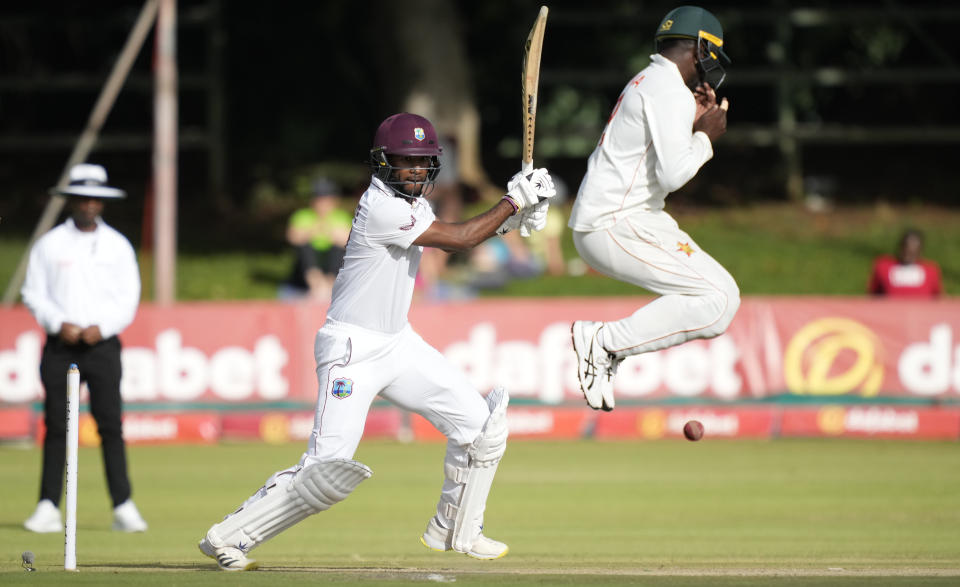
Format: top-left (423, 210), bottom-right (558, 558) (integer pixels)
top-left (571, 320), bottom-right (619, 411)
top-left (420, 515), bottom-right (508, 560)
top-left (112, 499), bottom-right (148, 532)
top-left (199, 535), bottom-right (259, 572)
top-left (24, 499), bottom-right (63, 533)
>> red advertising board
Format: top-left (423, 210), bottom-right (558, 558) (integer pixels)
top-left (591, 407), bottom-right (777, 439)
top-left (10, 403), bottom-right (958, 445)
top-left (779, 406), bottom-right (960, 439)
top-left (219, 409), bottom-right (402, 443)
top-left (407, 405), bottom-right (959, 441)
top-left (3, 298), bottom-right (960, 438)
top-left (33, 412), bottom-right (221, 445)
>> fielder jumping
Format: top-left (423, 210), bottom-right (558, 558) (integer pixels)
top-left (569, 6), bottom-right (740, 411)
top-left (198, 113), bottom-right (555, 570)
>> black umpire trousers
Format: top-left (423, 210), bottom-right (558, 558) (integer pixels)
top-left (38, 335), bottom-right (132, 508)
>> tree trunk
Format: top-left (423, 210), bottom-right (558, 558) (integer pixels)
top-left (380, 0), bottom-right (498, 200)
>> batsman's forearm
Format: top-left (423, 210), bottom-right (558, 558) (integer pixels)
top-left (457, 200), bottom-right (517, 249)
top-left (415, 199), bottom-right (517, 252)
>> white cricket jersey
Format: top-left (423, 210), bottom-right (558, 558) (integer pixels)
top-left (326, 177), bottom-right (435, 333)
top-left (568, 54), bottom-right (714, 232)
top-left (21, 217), bottom-right (140, 338)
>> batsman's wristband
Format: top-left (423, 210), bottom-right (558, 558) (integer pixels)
top-left (502, 195), bottom-right (520, 214)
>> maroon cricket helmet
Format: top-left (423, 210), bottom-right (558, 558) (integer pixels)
top-left (370, 113), bottom-right (442, 198)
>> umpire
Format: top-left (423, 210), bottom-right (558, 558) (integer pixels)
top-left (21, 163), bottom-right (147, 533)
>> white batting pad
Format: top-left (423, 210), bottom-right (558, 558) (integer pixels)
top-left (206, 458), bottom-right (371, 552)
top-left (449, 387), bottom-right (509, 553)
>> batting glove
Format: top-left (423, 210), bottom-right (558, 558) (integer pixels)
top-left (495, 214), bottom-right (522, 236)
top-left (518, 200), bottom-right (549, 237)
top-left (503, 168), bottom-right (556, 212)
top-left (497, 200), bottom-right (550, 236)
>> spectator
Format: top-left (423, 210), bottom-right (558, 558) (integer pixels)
top-left (460, 170), bottom-right (571, 292)
top-left (466, 230), bottom-right (541, 291)
top-left (868, 228), bottom-right (943, 297)
top-left (20, 163), bottom-right (147, 533)
top-left (278, 177), bottom-right (352, 301)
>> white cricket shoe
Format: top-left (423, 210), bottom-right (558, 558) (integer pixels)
top-left (199, 535), bottom-right (259, 571)
top-left (571, 320), bottom-right (619, 411)
top-left (112, 500), bottom-right (148, 532)
top-left (420, 515), bottom-right (508, 560)
top-left (24, 499), bottom-right (63, 533)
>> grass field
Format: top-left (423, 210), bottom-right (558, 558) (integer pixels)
top-left (2, 202), bottom-right (959, 300)
top-left (1, 439), bottom-right (958, 585)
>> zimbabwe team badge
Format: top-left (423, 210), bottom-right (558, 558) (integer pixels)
top-left (331, 378), bottom-right (354, 399)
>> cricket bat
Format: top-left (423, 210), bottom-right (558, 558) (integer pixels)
top-left (522, 6), bottom-right (548, 175)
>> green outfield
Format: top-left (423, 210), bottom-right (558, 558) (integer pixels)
top-left (1, 438), bottom-right (958, 585)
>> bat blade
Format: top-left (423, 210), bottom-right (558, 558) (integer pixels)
top-left (522, 6), bottom-right (548, 174)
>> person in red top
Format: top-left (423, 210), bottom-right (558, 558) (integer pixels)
top-left (868, 229), bottom-right (943, 297)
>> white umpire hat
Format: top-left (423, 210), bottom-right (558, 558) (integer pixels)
top-left (52, 163), bottom-right (126, 199)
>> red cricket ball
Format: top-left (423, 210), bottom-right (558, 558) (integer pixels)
top-left (683, 420), bottom-right (704, 441)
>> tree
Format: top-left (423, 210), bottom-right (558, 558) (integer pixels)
top-left (376, 0), bottom-right (498, 200)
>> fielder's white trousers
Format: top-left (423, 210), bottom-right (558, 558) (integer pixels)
top-left (573, 210), bottom-right (740, 359)
top-left (235, 318), bottom-right (489, 529)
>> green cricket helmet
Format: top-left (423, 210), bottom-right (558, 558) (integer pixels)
top-left (655, 6), bottom-right (730, 89)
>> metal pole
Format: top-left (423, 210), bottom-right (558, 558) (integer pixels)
top-left (1, 0), bottom-right (160, 306)
top-left (154, 0), bottom-right (178, 305)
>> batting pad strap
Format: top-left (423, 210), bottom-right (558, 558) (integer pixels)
top-left (209, 458), bottom-right (371, 551)
top-left (451, 387), bottom-right (510, 553)
top-left (444, 463), bottom-right (469, 484)
top-left (441, 501), bottom-right (458, 521)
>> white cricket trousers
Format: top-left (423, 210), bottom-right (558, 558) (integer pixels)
top-left (236, 318), bottom-right (490, 528)
top-left (573, 210), bottom-right (740, 359)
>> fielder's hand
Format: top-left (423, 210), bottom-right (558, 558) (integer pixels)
top-left (503, 168), bottom-right (556, 212)
top-left (693, 82), bottom-right (716, 123)
top-left (693, 97), bottom-right (729, 142)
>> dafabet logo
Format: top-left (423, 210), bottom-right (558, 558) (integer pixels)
top-left (784, 318), bottom-right (883, 396)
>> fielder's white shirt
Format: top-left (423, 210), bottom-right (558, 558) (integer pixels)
top-left (569, 54), bottom-right (714, 232)
top-left (21, 217), bottom-right (141, 338)
top-left (326, 177), bottom-right (435, 333)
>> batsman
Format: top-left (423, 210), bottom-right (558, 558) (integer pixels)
top-left (569, 6), bottom-right (740, 411)
top-left (197, 113), bottom-right (555, 570)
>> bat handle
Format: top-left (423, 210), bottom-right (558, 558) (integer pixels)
top-left (521, 160), bottom-right (533, 175)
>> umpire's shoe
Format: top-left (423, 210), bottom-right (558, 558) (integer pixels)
top-left (24, 499), bottom-right (63, 533)
top-left (113, 500), bottom-right (148, 532)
